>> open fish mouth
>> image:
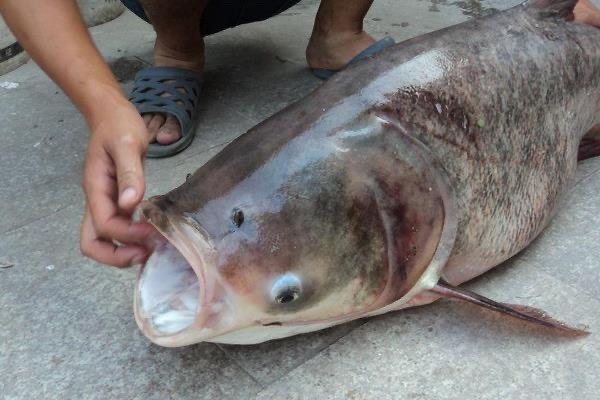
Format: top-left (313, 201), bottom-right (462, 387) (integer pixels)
top-left (137, 242), bottom-right (201, 336)
top-left (134, 200), bottom-right (218, 347)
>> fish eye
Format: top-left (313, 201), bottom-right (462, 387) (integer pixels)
top-left (231, 208), bottom-right (244, 227)
top-left (276, 288), bottom-right (300, 304)
top-left (271, 273), bottom-right (302, 305)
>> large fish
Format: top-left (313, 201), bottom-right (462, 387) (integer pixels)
top-left (134, 0), bottom-right (600, 346)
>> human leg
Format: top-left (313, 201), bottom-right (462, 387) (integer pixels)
top-left (306, 0), bottom-right (377, 72)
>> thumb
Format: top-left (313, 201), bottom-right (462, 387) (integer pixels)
top-left (111, 138), bottom-right (145, 212)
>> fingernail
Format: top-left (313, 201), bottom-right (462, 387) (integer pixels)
top-left (121, 187), bottom-right (137, 204)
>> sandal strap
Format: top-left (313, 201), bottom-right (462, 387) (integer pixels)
top-left (129, 66), bottom-right (202, 136)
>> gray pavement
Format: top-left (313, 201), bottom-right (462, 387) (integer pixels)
top-left (1, 1), bottom-right (600, 399)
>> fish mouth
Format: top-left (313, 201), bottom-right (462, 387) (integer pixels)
top-left (134, 200), bottom-right (218, 347)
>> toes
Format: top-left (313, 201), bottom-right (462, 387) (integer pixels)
top-left (145, 114), bottom-right (166, 142)
top-left (141, 113), bottom-right (182, 145)
top-left (142, 114), bottom-right (156, 142)
top-left (156, 115), bottom-right (182, 145)
top-left (148, 114), bottom-right (166, 132)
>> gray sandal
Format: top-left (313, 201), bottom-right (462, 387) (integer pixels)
top-left (311, 36), bottom-right (396, 80)
top-left (129, 67), bottom-right (203, 158)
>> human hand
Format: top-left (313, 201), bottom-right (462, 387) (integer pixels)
top-left (80, 100), bottom-right (158, 267)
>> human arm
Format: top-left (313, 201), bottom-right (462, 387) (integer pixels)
top-left (0, 0), bottom-right (156, 266)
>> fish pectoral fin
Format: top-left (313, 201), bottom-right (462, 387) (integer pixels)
top-left (578, 124), bottom-right (600, 161)
top-left (430, 280), bottom-right (589, 336)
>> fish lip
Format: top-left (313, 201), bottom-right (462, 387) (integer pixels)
top-left (134, 200), bottom-right (218, 346)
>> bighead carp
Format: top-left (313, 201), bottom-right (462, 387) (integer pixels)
top-left (134, 0), bottom-right (600, 346)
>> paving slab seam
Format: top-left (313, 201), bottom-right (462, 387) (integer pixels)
top-left (212, 344), bottom-right (267, 392)
top-left (575, 165), bottom-right (600, 185)
top-left (460, 253), bottom-right (600, 306)
top-left (1, 203), bottom-right (78, 237)
top-left (251, 320), bottom-right (368, 392)
top-left (165, 139), bottom-right (242, 167)
top-left (526, 255), bottom-right (600, 304)
top-left (0, 166), bottom-right (81, 192)
top-left (131, 55), bottom-right (152, 67)
top-left (204, 94), bottom-right (266, 124)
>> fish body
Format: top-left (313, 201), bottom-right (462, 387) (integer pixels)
top-left (135, 0), bottom-right (600, 346)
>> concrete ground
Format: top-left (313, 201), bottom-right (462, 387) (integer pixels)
top-left (1, 0), bottom-right (600, 399)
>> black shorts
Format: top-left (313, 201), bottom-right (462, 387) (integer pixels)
top-left (120, 0), bottom-right (304, 36)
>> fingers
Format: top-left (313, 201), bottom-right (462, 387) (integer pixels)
top-left (108, 134), bottom-right (146, 212)
top-left (93, 211), bottom-right (157, 248)
top-left (80, 208), bottom-right (149, 268)
top-left (84, 139), bottom-right (154, 246)
top-left (81, 102), bottom-right (160, 267)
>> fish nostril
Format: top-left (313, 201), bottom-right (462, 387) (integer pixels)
top-left (232, 208), bottom-right (244, 227)
top-left (140, 200), bottom-right (170, 231)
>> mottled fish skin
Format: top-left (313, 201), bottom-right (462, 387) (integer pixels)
top-left (368, 3), bottom-right (600, 283)
top-left (138, 1), bottom-right (600, 344)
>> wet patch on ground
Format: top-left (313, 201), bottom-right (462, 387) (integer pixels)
top-left (109, 56), bottom-right (150, 82)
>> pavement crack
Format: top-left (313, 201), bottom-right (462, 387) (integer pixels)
top-left (575, 165), bottom-right (600, 186)
top-left (527, 258), bottom-right (600, 304)
top-left (253, 321), bottom-right (367, 395)
top-left (2, 204), bottom-right (74, 236)
top-left (133, 56), bottom-right (152, 66)
top-left (214, 344), bottom-right (266, 390)
top-left (177, 140), bottom-right (234, 164)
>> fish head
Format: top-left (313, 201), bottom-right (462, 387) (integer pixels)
top-left (135, 114), bottom-right (456, 346)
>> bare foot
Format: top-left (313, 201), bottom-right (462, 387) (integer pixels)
top-left (144, 37), bottom-right (205, 146)
top-left (306, 30), bottom-right (376, 71)
top-left (574, 0), bottom-right (600, 27)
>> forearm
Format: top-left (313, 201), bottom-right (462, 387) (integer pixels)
top-left (0, 0), bottom-right (126, 127)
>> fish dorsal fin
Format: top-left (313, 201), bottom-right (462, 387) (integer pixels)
top-left (527, 0), bottom-right (578, 19)
top-left (431, 280), bottom-right (589, 336)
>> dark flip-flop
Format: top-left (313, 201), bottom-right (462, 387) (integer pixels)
top-left (311, 36), bottom-right (396, 80)
top-left (129, 67), bottom-right (203, 158)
